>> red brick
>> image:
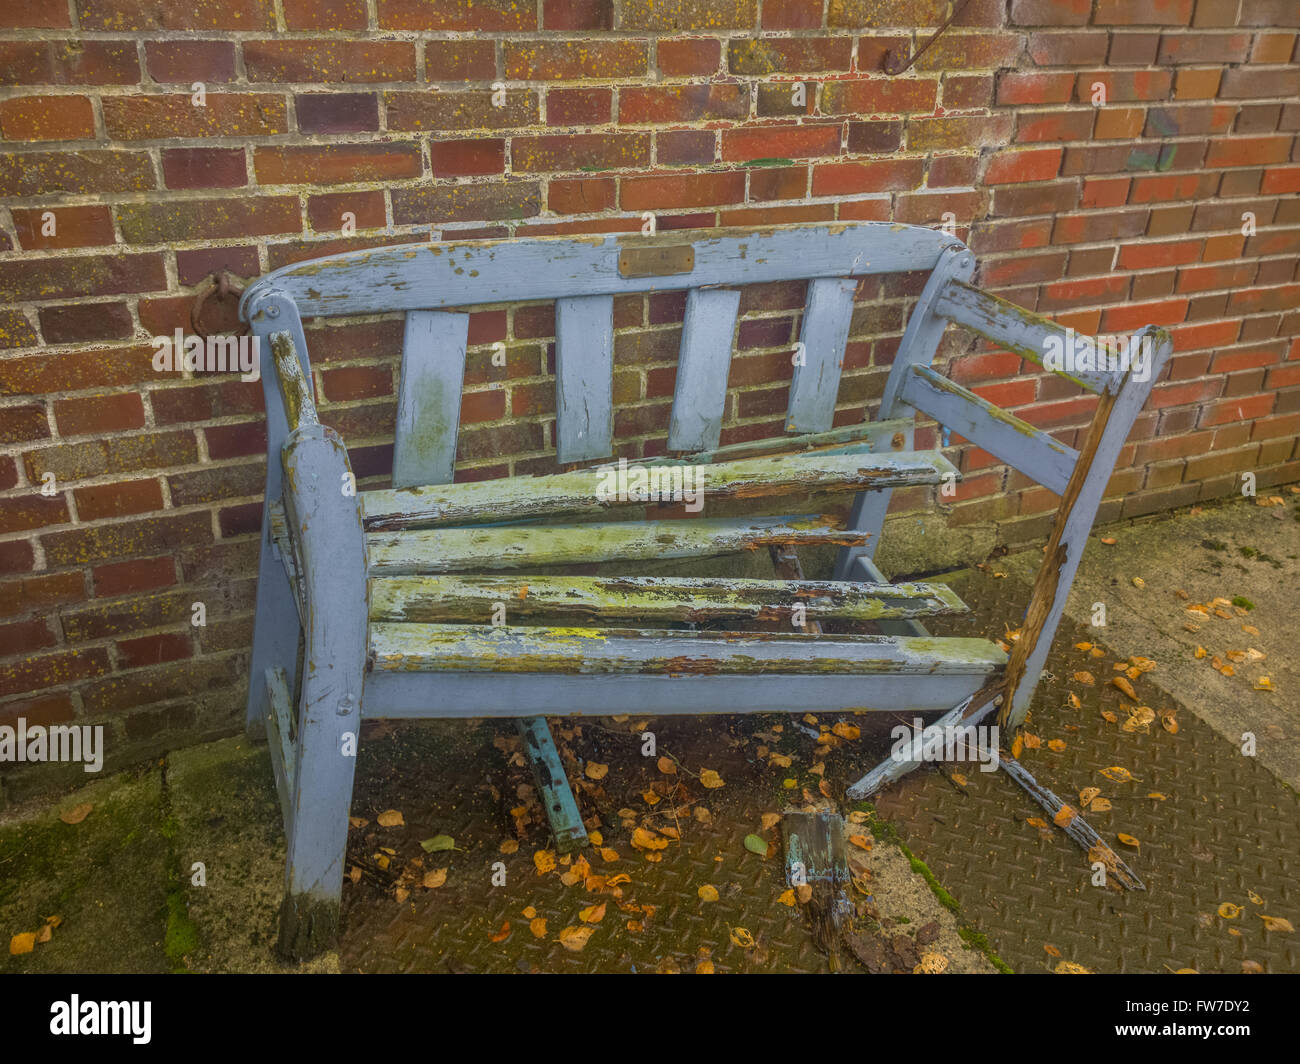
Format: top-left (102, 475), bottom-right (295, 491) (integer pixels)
top-left (321, 365), bottom-right (392, 402)
top-left (74, 479), bottom-right (165, 521)
top-left (1095, 0), bottom-right (1193, 25)
top-left (161, 147), bottom-right (247, 190)
top-left (907, 114), bottom-right (1014, 151)
top-left (997, 72), bottom-right (1075, 105)
top-left (620, 84), bottom-right (747, 124)
top-left (423, 40), bottom-right (496, 82)
top-left (846, 120), bottom-right (903, 153)
top-left (547, 88), bottom-right (611, 126)
top-left (1117, 238), bottom-right (1204, 269)
top-left (541, 0), bottom-right (611, 29)
top-left (1015, 110), bottom-right (1094, 143)
top-left (984, 147), bottom-right (1062, 184)
top-left (914, 32), bottom-right (1023, 72)
top-left (117, 197), bottom-right (298, 242)
top-left (942, 74), bottom-right (995, 109)
top-left (727, 37), bottom-right (852, 73)
top-left (431, 138), bottom-right (505, 177)
top-left (621, 171), bottom-right (745, 210)
top-left (116, 632), bottom-right (193, 669)
top-left (0, 149), bottom-right (156, 197)
top-left (244, 39), bottom-right (416, 82)
top-left (992, 179), bottom-right (1077, 216)
top-left (764, 0), bottom-right (822, 28)
top-left (52, 393), bottom-right (145, 436)
top-left (1174, 67), bottom-right (1222, 99)
top-left (0, 257), bottom-right (166, 304)
top-left (79, 0), bottom-right (274, 31)
top-left (282, 0), bottom-right (366, 29)
top-left (1010, 0), bottom-right (1090, 25)
top-left (0, 95), bottom-right (94, 140)
top-left (104, 94), bottom-right (287, 139)
top-left (1025, 31), bottom-right (1109, 66)
top-left (548, 177), bottom-right (616, 214)
top-left (11, 205), bottom-right (115, 250)
top-left (39, 304), bottom-right (133, 344)
top-left (511, 132), bottom-right (649, 172)
top-left (721, 124), bottom-right (842, 162)
top-left (0, 1), bottom-right (73, 28)
top-left (144, 39), bottom-right (237, 82)
top-left (1094, 107), bottom-right (1146, 139)
top-left (1102, 298), bottom-right (1189, 330)
top-left (1077, 69), bottom-right (1175, 102)
top-left (657, 38), bottom-right (722, 76)
top-left (379, 0), bottom-right (536, 31)
top-left (296, 92), bottom-right (379, 133)
top-left (505, 40), bottom-right (648, 80)
top-left (656, 129), bottom-right (717, 165)
top-left (91, 556), bottom-right (176, 597)
top-left (1129, 172), bottom-right (1203, 202)
top-left (1250, 32), bottom-right (1297, 63)
top-left (205, 421), bottom-right (267, 460)
top-left (391, 182), bottom-right (541, 226)
top-left (307, 189), bottom-right (386, 232)
top-left (822, 78), bottom-right (936, 114)
top-left (811, 159), bottom-right (923, 195)
top-left (386, 89), bottom-right (538, 131)
top-left (0, 617), bottom-right (57, 656)
top-left (254, 143), bottom-right (422, 185)
top-left (1219, 67), bottom-right (1300, 99)
top-left (1206, 134), bottom-right (1294, 168)
top-left (623, 0), bottom-right (756, 31)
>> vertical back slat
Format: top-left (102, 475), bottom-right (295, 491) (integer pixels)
top-left (393, 310), bottom-right (470, 489)
top-left (555, 294), bottom-right (614, 463)
top-left (785, 277), bottom-right (859, 434)
top-left (668, 286), bottom-right (741, 452)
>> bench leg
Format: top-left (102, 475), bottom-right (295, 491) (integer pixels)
top-left (246, 494), bottom-right (302, 739)
top-left (517, 717), bottom-right (589, 852)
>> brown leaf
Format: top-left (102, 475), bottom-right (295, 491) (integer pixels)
top-left (1079, 787), bottom-right (1101, 809)
top-left (585, 761), bottom-right (609, 781)
top-left (848, 834), bottom-right (873, 851)
top-left (1044, 943), bottom-right (1062, 957)
top-left (1054, 961), bottom-right (1093, 974)
top-left (1111, 676), bottom-right (1139, 700)
top-left (499, 838), bottom-right (519, 854)
top-left (832, 722), bottom-right (860, 740)
top-left (376, 809), bottom-right (404, 827)
top-left (529, 917), bottom-right (547, 938)
top-left (1048, 739), bottom-right (1067, 752)
top-left (699, 768), bottom-right (725, 789)
top-left (1073, 671), bottom-right (1095, 686)
top-left (1100, 766), bottom-right (1140, 783)
top-left (729, 927), bottom-right (756, 948)
top-left (631, 827), bottom-right (668, 851)
top-left (1053, 805), bottom-right (1077, 828)
top-left (656, 756), bottom-right (676, 775)
top-left (558, 924), bottom-right (595, 952)
top-left (578, 902), bottom-right (606, 924)
top-left (59, 803), bottom-right (92, 825)
top-left (489, 921), bottom-right (511, 943)
top-left (1116, 833), bottom-right (1140, 850)
top-left (9, 932), bottom-right (36, 955)
top-left (1089, 797), bottom-right (1112, 813)
top-left (697, 884), bottom-right (719, 902)
top-left (1258, 914), bottom-right (1295, 933)
top-left (760, 812), bottom-right (781, 831)
top-left (422, 868), bottom-right (447, 889)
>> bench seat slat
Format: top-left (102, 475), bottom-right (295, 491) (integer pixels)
top-left (370, 623), bottom-right (1007, 676)
top-left (366, 514), bottom-right (869, 574)
top-left (369, 573), bottom-right (969, 624)
top-left (362, 449), bottom-right (960, 531)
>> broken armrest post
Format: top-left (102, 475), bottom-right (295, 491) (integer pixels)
top-left (271, 330), bottom-right (319, 433)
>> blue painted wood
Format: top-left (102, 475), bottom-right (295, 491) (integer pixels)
top-left (239, 223), bottom-right (964, 319)
top-left (1002, 326), bottom-right (1173, 729)
top-left (244, 290), bottom-right (311, 735)
top-left (786, 277), bottom-right (859, 434)
top-left (516, 717), bottom-right (589, 852)
top-left (900, 364), bottom-right (1079, 497)
top-left (362, 670), bottom-right (994, 718)
top-left (393, 311), bottom-right (470, 490)
top-left (555, 294), bottom-right (614, 463)
top-left (668, 286), bottom-right (741, 452)
top-left (276, 422), bottom-right (368, 958)
top-left (264, 666), bottom-right (296, 830)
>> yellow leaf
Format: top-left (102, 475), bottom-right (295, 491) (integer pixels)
top-left (914, 952), bottom-right (948, 974)
top-left (1259, 914), bottom-right (1295, 933)
top-left (631, 827), bottom-right (668, 851)
top-left (1248, 890), bottom-right (1264, 905)
top-left (558, 924), bottom-right (595, 952)
top-left (761, 812), bottom-right (781, 831)
top-left (1023, 733), bottom-right (1042, 749)
top-left (59, 803), bottom-right (92, 825)
top-left (1010, 734), bottom-right (1024, 759)
top-left (1044, 943), bottom-right (1062, 957)
top-left (522, 905), bottom-right (537, 919)
top-left (394, 886), bottom-right (409, 903)
top-left (777, 889), bottom-right (796, 907)
top-left (696, 957), bottom-right (715, 974)
top-left (1100, 766), bottom-right (1140, 783)
top-left (1048, 739), bottom-right (1067, 752)
top-left (422, 868), bottom-right (447, 889)
top-left (599, 847), bottom-right (620, 862)
top-left (376, 809), bottom-right (404, 827)
top-left (348, 816), bottom-right (368, 828)
top-left (36, 924), bottom-right (52, 944)
top-left (1111, 676), bottom-right (1138, 700)
top-left (585, 761), bottom-right (609, 780)
top-left (9, 932), bottom-right (36, 955)
top-left (1054, 961), bottom-right (1092, 974)
top-left (533, 849), bottom-right (557, 874)
top-left (1100, 537), bottom-right (1117, 545)
top-left (529, 917), bottom-right (547, 938)
top-left (950, 771), bottom-right (968, 787)
top-left (1218, 902), bottom-right (1242, 919)
top-left (588, 830), bottom-right (603, 846)
top-left (1026, 817), bottom-right (1049, 829)
top-left (700, 768), bottom-right (725, 789)
top-left (499, 838), bottom-right (519, 854)
top-left (1100, 709), bottom-right (1118, 723)
top-left (1053, 805), bottom-right (1077, 828)
top-left (848, 834), bottom-right (873, 851)
top-left (832, 722), bottom-right (860, 740)
top-left (642, 788), bottom-right (661, 805)
top-left (1132, 576), bottom-right (1145, 588)
top-left (1194, 645), bottom-right (1207, 659)
top-left (698, 884), bottom-right (719, 902)
top-left (1075, 642), bottom-right (1093, 651)
top-left (1147, 792), bottom-right (1167, 801)
top-left (1089, 797), bottom-right (1112, 813)
top-left (1254, 676), bottom-right (1274, 691)
top-left (1160, 709), bottom-right (1179, 734)
top-left (489, 921), bottom-right (511, 943)
top-left (1079, 787), bottom-right (1101, 808)
top-left (1073, 671), bottom-right (1095, 685)
top-left (1067, 692), bottom-right (1082, 709)
top-left (579, 902), bottom-right (606, 924)
top-left (769, 752), bottom-right (792, 768)
top-left (656, 757), bottom-right (676, 775)
top-left (729, 927), bottom-right (755, 948)
top-left (1117, 833), bottom-right (1140, 850)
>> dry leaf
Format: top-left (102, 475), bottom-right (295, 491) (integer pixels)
top-left (1079, 787), bottom-right (1101, 808)
top-left (1241, 960), bottom-right (1265, 974)
top-left (579, 902), bottom-right (607, 924)
top-left (1067, 692), bottom-right (1082, 709)
top-left (1117, 833), bottom-right (1140, 850)
top-left (1010, 734), bottom-right (1024, 759)
top-left (848, 834), bottom-right (873, 851)
top-left (533, 849), bottom-right (557, 874)
top-left (59, 803), bottom-right (92, 825)
top-left (1100, 766), bottom-right (1139, 783)
top-left (700, 769), bottom-right (725, 789)
top-left (422, 868), bottom-right (447, 889)
top-left (1089, 797), bottom-right (1112, 813)
top-left (1132, 576), bottom-right (1145, 588)
top-left (585, 761), bottom-right (609, 781)
top-left (656, 757), bottom-right (676, 775)
top-left (631, 827), bottom-right (668, 851)
top-left (1100, 537), bottom-right (1117, 545)
top-left (761, 812), bottom-right (781, 831)
top-left (522, 905), bottom-right (537, 919)
top-left (1218, 902), bottom-right (1242, 919)
top-left (500, 839), bottom-right (519, 854)
top-left (1160, 709), bottom-right (1179, 734)
top-left (1254, 676), bottom-right (1274, 692)
top-left (376, 809), bottom-right (404, 828)
top-left (1258, 914), bottom-right (1294, 933)
top-left (1248, 889), bottom-right (1264, 905)
top-left (529, 917), bottom-right (547, 938)
top-left (599, 847), bottom-right (620, 863)
top-left (1053, 805), bottom-right (1077, 828)
top-left (1054, 961), bottom-right (1092, 974)
top-left (1026, 817), bottom-right (1049, 829)
top-left (1044, 943), bottom-right (1062, 957)
top-left (729, 927), bottom-right (755, 948)
top-left (489, 921), bottom-right (511, 943)
top-left (1147, 792), bottom-right (1167, 801)
top-left (1100, 709), bottom-right (1118, 723)
top-left (697, 884), bottom-right (719, 902)
top-left (1023, 733), bottom-right (1042, 749)
top-left (9, 932), bottom-right (36, 955)
top-left (558, 924), bottom-right (595, 952)
top-left (832, 722), bottom-right (860, 740)
top-left (777, 889), bottom-right (796, 907)
top-left (1048, 739), bottom-right (1067, 752)
top-left (394, 887), bottom-right (409, 903)
top-left (1073, 671), bottom-right (1095, 685)
top-left (1111, 676), bottom-right (1138, 700)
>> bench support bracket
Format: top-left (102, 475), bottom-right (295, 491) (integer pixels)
top-left (517, 716), bottom-right (589, 853)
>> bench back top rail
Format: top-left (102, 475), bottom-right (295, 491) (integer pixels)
top-left (242, 223), bottom-right (1148, 494)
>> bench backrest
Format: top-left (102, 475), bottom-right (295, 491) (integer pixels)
top-left (240, 222), bottom-right (1168, 504)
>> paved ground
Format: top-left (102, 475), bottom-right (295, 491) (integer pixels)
top-left (2, 492), bottom-right (1296, 973)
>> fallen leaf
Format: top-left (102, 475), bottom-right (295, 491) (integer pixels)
top-left (420, 834), bottom-right (455, 853)
top-left (529, 917), bottom-right (547, 938)
top-left (1241, 960), bottom-right (1265, 974)
top-left (394, 886), bottom-right (409, 903)
top-left (35, 924), bottom-right (52, 944)
top-left (1073, 671), bottom-right (1095, 685)
top-left (1011, 734), bottom-right (1024, 759)
top-left (598, 847), bottom-right (620, 863)
top-left (1132, 576), bottom-right (1145, 588)
top-left (729, 927), bottom-right (755, 948)
top-left (1054, 961), bottom-right (1092, 974)
top-left (1100, 537), bottom-right (1117, 545)
top-left (1218, 902), bottom-right (1242, 919)
top-left (832, 722), bottom-right (860, 740)
top-left (1248, 889), bottom-right (1265, 905)
top-left (914, 952), bottom-right (948, 974)
top-left (1026, 817), bottom-right (1049, 829)
top-left (376, 809), bottom-right (404, 827)
top-left (1067, 692), bottom-right (1082, 710)
top-left (60, 803), bottom-right (92, 825)
top-left (1053, 805), bottom-right (1077, 828)
top-left (1100, 766), bottom-right (1140, 783)
top-left (744, 834), bottom-right (770, 857)
top-left (499, 838), bottom-right (519, 854)
top-left (1100, 709), bottom-right (1118, 724)
top-left (698, 884), bottom-right (719, 902)
top-left (699, 769), bottom-right (725, 789)
top-left (585, 761), bottom-right (609, 781)
top-left (1079, 787), bottom-right (1101, 808)
top-left (777, 889), bottom-right (796, 907)
top-left (1111, 676), bottom-right (1139, 700)
top-left (1023, 733), bottom-right (1042, 749)
top-left (1254, 676), bottom-right (1274, 691)
top-left (1258, 914), bottom-right (1294, 933)
top-left (631, 827), bottom-right (668, 851)
top-left (558, 924), bottom-right (595, 952)
top-left (761, 812), bottom-right (781, 831)
top-left (1044, 943), bottom-right (1062, 957)
top-left (1089, 797), bottom-right (1112, 813)
top-left (1159, 709), bottom-right (1179, 734)
top-left (534, 850), bottom-right (557, 874)
top-left (422, 868), bottom-right (447, 889)
top-left (9, 932), bottom-right (36, 955)
top-left (579, 902), bottom-right (607, 924)
top-left (1116, 833), bottom-right (1140, 850)
top-left (656, 756), bottom-right (676, 775)
top-left (1048, 739), bottom-right (1067, 752)
top-left (489, 921), bottom-right (511, 943)
top-left (1147, 792), bottom-right (1167, 801)
top-left (848, 834), bottom-right (873, 851)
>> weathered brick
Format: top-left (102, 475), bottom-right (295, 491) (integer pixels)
top-left (296, 92), bottom-right (378, 133)
top-left (1009, 0), bottom-right (1091, 26)
top-left (0, 257), bottom-right (166, 304)
top-left (1219, 67), bottom-right (1300, 99)
top-left (117, 197), bottom-right (298, 242)
top-left (74, 479), bottom-right (165, 521)
top-left (39, 303), bottom-right (134, 344)
top-left (984, 147), bottom-right (1062, 184)
top-left (161, 147), bottom-right (247, 190)
top-left (391, 182), bottom-right (541, 225)
top-left (1016, 109), bottom-right (1095, 142)
top-left (907, 113), bottom-right (1014, 151)
top-left (1094, 0), bottom-right (1193, 25)
top-left (547, 88), bottom-right (612, 126)
top-left (0, 1), bottom-right (74, 28)
top-left (506, 40), bottom-right (648, 80)
top-left (385, 90), bottom-right (539, 131)
top-left (622, 0), bottom-right (756, 30)
top-left (0, 40), bottom-right (139, 84)
top-left (728, 37), bottom-right (851, 73)
top-left (721, 124), bottom-right (842, 161)
top-left (0, 95), bottom-right (95, 140)
top-left (0, 648), bottom-right (110, 699)
top-left (254, 143), bottom-right (421, 185)
top-left (811, 159), bottom-right (923, 195)
top-left (43, 510), bottom-right (212, 568)
top-left (307, 189), bottom-right (386, 232)
top-left (431, 138), bottom-right (505, 177)
top-left (11, 205), bottom-right (115, 250)
top-left (378, 0), bottom-right (536, 31)
top-left (103, 94), bottom-right (287, 139)
top-left (512, 132), bottom-right (649, 172)
top-left (1206, 134), bottom-right (1293, 168)
top-left (1026, 31), bottom-right (1109, 66)
top-left (0, 150), bottom-right (155, 196)
top-left (144, 39), bottom-right (236, 82)
top-left (244, 39), bottom-right (416, 82)
top-left (621, 170), bottom-right (745, 210)
top-left (658, 37), bottom-right (721, 76)
top-left (822, 78), bottom-right (937, 114)
top-left (424, 40), bottom-right (496, 82)
top-left (283, 0), bottom-right (367, 30)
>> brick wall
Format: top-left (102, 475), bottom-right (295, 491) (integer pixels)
top-left (1, 0), bottom-right (1298, 799)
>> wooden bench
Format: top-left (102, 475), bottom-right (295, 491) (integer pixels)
top-left (238, 222), bottom-right (1170, 958)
